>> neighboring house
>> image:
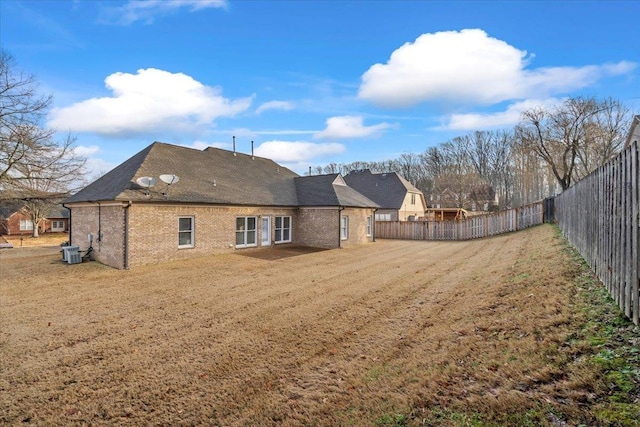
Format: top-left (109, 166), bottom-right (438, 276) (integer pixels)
top-left (429, 185), bottom-right (498, 212)
top-left (343, 169), bottom-right (426, 221)
top-left (625, 115), bottom-right (640, 147)
top-left (0, 203), bottom-right (69, 235)
top-left (64, 142), bottom-right (378, 269)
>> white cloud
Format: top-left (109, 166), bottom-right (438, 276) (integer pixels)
top-left (358, 29), bottom-right (636, 107)
top-left (314, 115), bottom-right (392, 139)
top-left (256, 100), bottom-right (294, 115)
top-left (443, 98), bottom-right (564, 131)
top-left (72, 145), bottom-right (101, 157)
top-left (255, 140), bottom-right (345, 163)
top-left (48, 68), bottom-right (252, 136)
top-left (102, 0), bottom-right (227, 25)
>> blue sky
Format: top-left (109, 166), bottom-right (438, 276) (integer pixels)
top-left (1, 0), bottom-right (639, 177)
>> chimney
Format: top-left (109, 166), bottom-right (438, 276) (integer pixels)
top-left (233, 136), bottom-right (236, 156)
top-left (251, 140), bottom-right (254, 159)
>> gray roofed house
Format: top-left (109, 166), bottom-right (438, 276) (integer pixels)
top-left (65, 142), bottom-right (378, 269)
top-left (343, 169), bottom-right (426, 221)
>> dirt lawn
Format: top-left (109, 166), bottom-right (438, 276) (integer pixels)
top-left (0, 225), bottom-right (632, 426)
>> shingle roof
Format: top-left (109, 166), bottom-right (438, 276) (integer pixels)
top-left (343, 169), bottom-right (422, 209)
top-left (295, 174), bottom-right (378, 208)
top-left (65, 142), bottom-right (377, 208)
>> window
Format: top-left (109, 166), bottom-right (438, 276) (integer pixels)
top-left (19, 219), bottom-right (34, 231)
top-left (178, 217), bottom-right (194, 248)
top-left (340, 216), bottom-right (349, 240)
top-left (274, 216), bottom-right (292, 243)
top-left (411, 193), bottom-right (416, 205)
top-left (366, 216), bottom-right (372, 237)
top-left (52, 220), bottom-right (65, 231)
top-left (236, 216), bottom-right (257, 248)
top-left (375, 213), bottom-right (391, 221)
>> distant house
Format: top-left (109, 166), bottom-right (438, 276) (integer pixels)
top-left (626, 115), bottom-right (640, 147)
top-left (64, 142), bottom-right (378, 269)
top-left (0, 202), bottom-right (69, 235)
top-left (429, 184), bottom-right (498, 212)
top-left (343, 169), bottom-right (426, 221)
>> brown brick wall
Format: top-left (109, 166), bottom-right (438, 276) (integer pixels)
top-left (69, 204), bottom-right (126, 269)
top-left (340, 208), bottom-right (375, 247)
top-left (69, 203), bottom-right (376, 269)
top-left (126, 204), bottom-right (300, 268)
top-left (295, 208), bottom-right (340, 249)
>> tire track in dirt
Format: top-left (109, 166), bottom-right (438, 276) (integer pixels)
top-left (225, 232), bottom-right (528, 424)
top-left (202, 239), bottom-right (495, 422)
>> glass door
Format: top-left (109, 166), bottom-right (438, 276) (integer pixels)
top-left (261, 216), bottom-right (271, 246)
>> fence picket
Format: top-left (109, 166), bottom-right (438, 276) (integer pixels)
top-left (553, 141), bottom-right (639, 325)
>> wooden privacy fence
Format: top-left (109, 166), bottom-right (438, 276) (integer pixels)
top-left (376, 201), bottom-right (544, 241)
top-left (555, 140), bottom-right (639, 325)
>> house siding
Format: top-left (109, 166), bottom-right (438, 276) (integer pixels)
top-left (340, 207), bottom-right (375, 247)
top-left (398, 192), bottom-right (426, 221)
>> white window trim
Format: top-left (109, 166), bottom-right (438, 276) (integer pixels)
top-left (51, 220), bottom-right (65, 232)
top-left (341, 216), bottom-right (349, 240)
top-left (366, 216), bottom-right (372, 237)
top-left (178, 216), bottom-right (195, 248)
top-left (236, 216), bottom-right (258, 248)
top-left (274, 216), bottom-right (292, 244)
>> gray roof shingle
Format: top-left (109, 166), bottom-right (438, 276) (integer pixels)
top-left (295, 174), bottom-right (378, 208)
top-left (343, 169), bottom-right (421, 209)
top-left (65, 142), bottom-right (377, 209)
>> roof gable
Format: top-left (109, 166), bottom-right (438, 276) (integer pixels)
top-left (343, 169), bottom-right (422, 209)
top-left (295, 174), bottom-right (378, 208)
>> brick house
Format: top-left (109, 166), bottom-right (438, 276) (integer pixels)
top-left (0, 203), bottom-right (69, 235)
top-left (64, 142), bottom-right (378, 269)
top-left (343, 169), bottom-right (426, 221)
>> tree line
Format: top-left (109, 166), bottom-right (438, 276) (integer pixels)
top-left (313, 97), bottom-right (633, 210)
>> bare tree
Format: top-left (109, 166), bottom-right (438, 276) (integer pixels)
top-left (516, 96), bottom-right (629, 191)
top-left (0, 50), bottom-right (86, 199)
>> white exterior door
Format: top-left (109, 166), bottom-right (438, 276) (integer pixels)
top-left (261, 216), bottom-right (271, 246)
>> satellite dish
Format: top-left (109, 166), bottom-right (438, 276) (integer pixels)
top-left (136, 176), bottom-right (156, 188)
top-left (135, 176), bottom-right (156, 196)
top-left (159, 174), bottom-right (179, 185)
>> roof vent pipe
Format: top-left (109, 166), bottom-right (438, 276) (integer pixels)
top-left (233, 136), bottom-right (236, 156)
top-left (251, 141), bottom-right (254, 159)
top-left (309, 166), bottom-right (312, 176)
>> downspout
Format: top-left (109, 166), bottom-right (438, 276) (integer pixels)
top-left (372, 207), bottom-right (378, 242)
top-left (62, 203), bottom-right (71, 244)
top-left (124, 201), bottom-right (131, 270)
top-left (97, 201), bottom-right (102, 244)
top-left (338, 206), bottom-right (345, 248)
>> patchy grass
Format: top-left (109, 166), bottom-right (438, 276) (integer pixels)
top-left (1, 224), bottom-right (638, 426)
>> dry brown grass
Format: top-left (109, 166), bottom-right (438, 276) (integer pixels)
top-left (2, 233), bottom-right (69, 247)
top-left (0, 225), bottom-right (635, 426)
